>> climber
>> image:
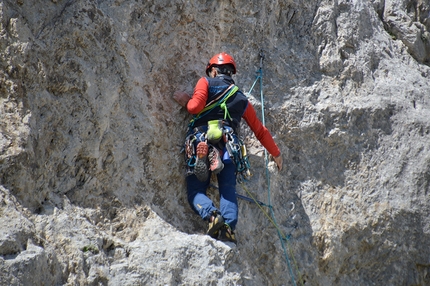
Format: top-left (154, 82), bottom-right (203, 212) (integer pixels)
top-left (173, 52), bottom-right (283, 244)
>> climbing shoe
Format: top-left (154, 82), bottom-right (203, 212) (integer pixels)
top-left (219, 224), bottom-right (237, 244)
top-left (194, 141), bottom-right (209, 182)
top-left (207, 211), bottom-right (224, 239)
top-left (208, 146), bottom-right (224, 174)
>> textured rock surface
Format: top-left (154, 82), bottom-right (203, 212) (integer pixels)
top-left (1, 0), bottom-right (430, 285)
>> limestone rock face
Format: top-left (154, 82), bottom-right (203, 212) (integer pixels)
top-left (1, 0), bottom-right (430, 285)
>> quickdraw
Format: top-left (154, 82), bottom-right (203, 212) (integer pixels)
top-left (184, 134), bottom-right (197, 176)
top-left (222, 126), bottom-right (252, 182)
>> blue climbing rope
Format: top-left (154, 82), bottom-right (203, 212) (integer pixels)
top-left (246, 50), bottom-right (302, 286)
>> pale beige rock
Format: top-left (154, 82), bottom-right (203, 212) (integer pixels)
top-left (1, 0), bottom-right (430, 285)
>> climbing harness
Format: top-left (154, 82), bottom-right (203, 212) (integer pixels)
top-left (183, 124), bottom-right (252, 180)
top-left (183, 82), bottom-right (251, 179)
top-left (243, 50), bottom-right (304, 286)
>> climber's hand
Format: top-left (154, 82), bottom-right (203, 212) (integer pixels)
top-left (173, 91), bottom-right (190, 107)
top-left (272, 154), bottom-right (283, 171)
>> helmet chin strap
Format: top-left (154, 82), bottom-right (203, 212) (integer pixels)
top-left (208, 68), bottom-right (217, 78)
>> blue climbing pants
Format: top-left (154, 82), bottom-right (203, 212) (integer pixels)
top-left (186, 161), bottom-right (238, 230)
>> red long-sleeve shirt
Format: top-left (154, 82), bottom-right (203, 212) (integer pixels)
top-left (187, 78), bottom-right (281, 157)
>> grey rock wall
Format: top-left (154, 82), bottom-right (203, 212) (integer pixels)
top-left (1, 0), bottom-right (430, 285)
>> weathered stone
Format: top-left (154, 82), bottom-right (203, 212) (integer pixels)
top-left (1, 0), bottom-right (430, 285)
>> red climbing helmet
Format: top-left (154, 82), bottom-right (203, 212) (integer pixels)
top-left (205, 52), bottom-right (237, 76)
